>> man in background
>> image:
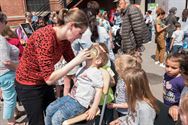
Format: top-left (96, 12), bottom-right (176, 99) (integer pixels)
top-left (114, 0), bottom-right (150, 54)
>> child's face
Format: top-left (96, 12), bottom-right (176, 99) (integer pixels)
top-left (165, 59), bottom-right (180, 77)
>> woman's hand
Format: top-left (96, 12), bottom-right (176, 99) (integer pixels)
top-left (164, 24), bottom-right (170, 30)
top-left (73, 49), bottom-right (91, 65)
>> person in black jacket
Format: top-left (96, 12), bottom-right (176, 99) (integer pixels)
top-left (115, 0), bottom-right (150, 54)
top-left (165, 7), bottom-right (178, 54)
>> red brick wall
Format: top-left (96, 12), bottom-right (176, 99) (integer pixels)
top-left (0, 0), bottom-right (116, 26)
top-left (0, 0), bottom-right (26, 26)
top-left (0, 0), bottom-right (64, 26)
top-left (49, 0), bottom-right (64, 11)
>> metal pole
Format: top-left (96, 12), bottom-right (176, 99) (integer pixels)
top-left (186, 0), bottom-right (188, 9)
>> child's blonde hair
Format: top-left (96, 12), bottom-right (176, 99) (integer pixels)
top-left (122, 68), bottom-right (159, 113)
top-left (89, 43), bottom-right (108, 68)
top-left (115, 54), bottom-right (141, 78)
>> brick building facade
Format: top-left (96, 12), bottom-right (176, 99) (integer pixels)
top-left (0, 0), bottom-right (146, 26)
top-left (0, 0), bottom-right (64, 26)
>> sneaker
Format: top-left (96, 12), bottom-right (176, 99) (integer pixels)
top-left (159, 63), bottom-right (165, 68)
top-left (155, 61), bottom-right (160, 65)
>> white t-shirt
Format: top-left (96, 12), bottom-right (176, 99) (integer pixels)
top-left (172, 30), bottom-right (184, 46)
top-left (118, 100), bottom-right (156, 125)
top-left (70, 67), bottom-right (103, 108)
top-left (145, 15), bottom-right (153, 26)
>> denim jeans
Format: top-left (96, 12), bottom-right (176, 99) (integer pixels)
top-left (172, 45), bottom-right (183, 54)
top-left (147, 26), bottom-right (152, 41)
top-left (0, 71), bottom-right (16, 120)
top-left (166, 38), bottom-right (172, 53)
top-left (45, 96), bottom-right (87, 125)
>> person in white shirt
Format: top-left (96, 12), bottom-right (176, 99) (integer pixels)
top-left (145, 10), bottom-right (153, 41)
top-left (170, 22), bottom-right (184, 53)
top-left (0, 12), bottom-right (19, 125)
top-left (179, 9), bottom-right (188, 49)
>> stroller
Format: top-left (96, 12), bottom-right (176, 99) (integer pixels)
top-left (112, 25), bottom-right (121, 54)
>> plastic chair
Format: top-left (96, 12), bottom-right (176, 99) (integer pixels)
top-left (62, 68), bottom-right (111, 125)
top-left (98, 68), bottom-right (111, 125)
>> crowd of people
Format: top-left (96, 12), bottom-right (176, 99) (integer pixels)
top-left (0, 0), bottom-right (188, 125)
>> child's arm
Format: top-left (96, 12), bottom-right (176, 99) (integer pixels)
top-left (86, 87), bottom-right (102, 120)
top-left (110, 77), bottom-right (116, 87)
top-left (170, 38), bottom-right (175, 51)
top-left (107, 102), bottom-right (128, 109)
top-left (106, 67), bottom-right (116, 87)
top-left (169, 105), bottom-right (179, 121)
top-left (182, 34), bottom-right (184, 41)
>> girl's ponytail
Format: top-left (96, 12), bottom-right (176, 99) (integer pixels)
top-left (57, 8), bottom-right (68, 25)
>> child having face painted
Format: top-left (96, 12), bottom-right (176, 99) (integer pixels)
top-left (45, 43), bottom-right (108, 125)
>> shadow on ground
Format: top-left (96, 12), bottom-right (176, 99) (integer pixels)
top-left (151, 55), bottom-right (155, 61)
top-left (147, 73), bottom-right (163, 85)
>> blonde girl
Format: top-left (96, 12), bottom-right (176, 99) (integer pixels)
top-left (107, 54), bottom-right (141, 117)
top-left (110, 68), bottom-right (159, 125)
